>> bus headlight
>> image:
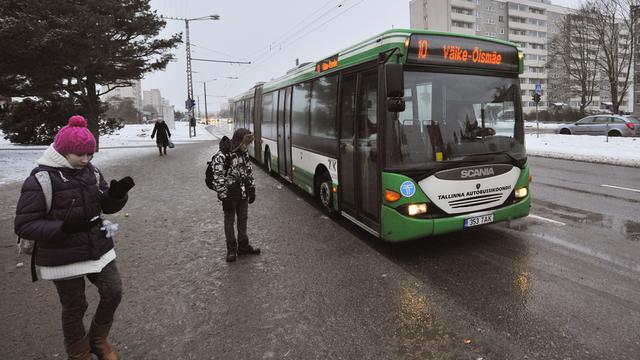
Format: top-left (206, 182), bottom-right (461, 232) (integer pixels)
top-left (407, 203), bottom-right (428, 216)
top-left (515, 187), bottom-right (528, 199)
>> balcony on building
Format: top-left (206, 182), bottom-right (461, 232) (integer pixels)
top-left (451, 0), bottom-right (476, 10)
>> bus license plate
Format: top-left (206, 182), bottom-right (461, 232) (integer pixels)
top-left (464, 214), bottom-right (494, 228)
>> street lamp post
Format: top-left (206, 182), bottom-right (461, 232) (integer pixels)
top-left (162, 14), bottom-right (220, 137)
top-left (200, 77), bottom-right (237, 125)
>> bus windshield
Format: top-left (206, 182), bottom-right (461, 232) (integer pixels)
top-left (385, 71), bottom-right (525, 171)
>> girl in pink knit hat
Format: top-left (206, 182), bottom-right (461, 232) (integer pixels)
top-left (15, 115), bottom-right (135, 360)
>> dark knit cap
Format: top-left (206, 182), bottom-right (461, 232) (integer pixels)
top-left (231, 128), bottom-right (254, 150)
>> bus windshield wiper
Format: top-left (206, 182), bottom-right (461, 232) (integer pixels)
top-left (469, 151), bottom-right (526, 167)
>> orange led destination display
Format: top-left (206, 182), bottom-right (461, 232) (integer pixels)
top-left (316, 54), bottom-right (338, 73)
top-left (407, 35), bottom-right (519, 72)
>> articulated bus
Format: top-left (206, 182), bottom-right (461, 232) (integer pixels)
top-left (232, 29), bottom-right (531, 242)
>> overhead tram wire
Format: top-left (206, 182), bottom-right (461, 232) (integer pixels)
top-left (283, 0), bottom-right (366, 50)
top-left (244, 0), bottom-right (351, 62)
top-left (239, 0), bottom-right (367, 78)
top-left (240, 1), bottom-right (357, 76)
top-left (244, 0), bottom-right (346, 61)
top-left (191, 43), bottom-right (250, 63)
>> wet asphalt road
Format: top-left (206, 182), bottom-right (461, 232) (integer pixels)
top-left (1, 126), bottom-right (639, 359)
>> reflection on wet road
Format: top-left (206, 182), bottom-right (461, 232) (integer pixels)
top-left (362, 157), bottom-right (640, 359)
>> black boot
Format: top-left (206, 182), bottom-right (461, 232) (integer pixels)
top-left (226, 251), bottom-right (237, 262)
top-left (238, 245), bottom-right (260, 256)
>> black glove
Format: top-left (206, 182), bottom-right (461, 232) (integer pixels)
top-left (109, 176), bottom-right (135, 199)
top-left (62, 216), bottom-right (102, 234)
top-left (247, 188), bottom-right (256, 204)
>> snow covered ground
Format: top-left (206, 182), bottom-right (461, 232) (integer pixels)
top-left (0, 121), bottom-right (638, 186)
top-left (0, 123), bottom-right (227, 185)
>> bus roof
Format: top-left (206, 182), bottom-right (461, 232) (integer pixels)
top-left (233, 28), bottom-right (523, 100)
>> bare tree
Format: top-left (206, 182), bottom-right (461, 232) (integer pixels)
top-left (546, 7), bottom-right (599, 114)
top-left (587, 0), bottom-right (639, 113)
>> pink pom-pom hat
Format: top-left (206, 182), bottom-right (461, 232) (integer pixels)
top-left (53, 115), bottom-right (97, 155)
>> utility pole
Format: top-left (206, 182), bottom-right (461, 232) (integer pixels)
top-left (199, 77), bottom-right (238, 126)
top-left (197, 95), bottom-right (201, 121)
top-left (204, 82), bottom-right (208, 125)
top-left (161, 14), bottom-right (220, 138)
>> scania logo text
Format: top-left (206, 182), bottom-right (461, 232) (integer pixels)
top-left (460, 167), bottom-right (495, 179)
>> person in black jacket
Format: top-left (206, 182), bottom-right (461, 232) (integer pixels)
top-left (212, 128), bottom-right (260, 262)
top-left (14, 115), bottom-right (135, 360)
top-left (151, 119), bottom-right (171, 156)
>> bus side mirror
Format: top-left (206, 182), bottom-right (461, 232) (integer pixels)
top-left (385, 63), bottom-right (405, 112)
top-left (385, 63), bottom-right (404, 97)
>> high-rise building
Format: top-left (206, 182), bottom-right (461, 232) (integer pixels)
top-left (142, 89), bottom-right (162, 116)
top-left (409, 0), bottom-right (633, 113)
top-left (100, 80), bottom-right (143, 113)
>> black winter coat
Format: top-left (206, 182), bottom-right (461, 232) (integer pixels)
top-left (151, 121), bottom-right (171, 147)
top-left (14, 164), bottom-right (127, 266)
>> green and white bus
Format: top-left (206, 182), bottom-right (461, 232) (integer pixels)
top-left (232, 29), bottom-right (531, 242)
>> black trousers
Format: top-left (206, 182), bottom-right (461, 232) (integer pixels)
top-left (53, 260), bottom-right (122, 346)
top-left (223, 198), bottom-right (249, 253)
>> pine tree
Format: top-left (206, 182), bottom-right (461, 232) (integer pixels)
top-left (0, 0), bottom-right (181, 148)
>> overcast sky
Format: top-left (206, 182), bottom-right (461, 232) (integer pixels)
top-left (142, 0), bottom-right (583, 114)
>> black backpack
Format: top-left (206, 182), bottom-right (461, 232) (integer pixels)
top-left (205, 136), bottom-right (232, 190)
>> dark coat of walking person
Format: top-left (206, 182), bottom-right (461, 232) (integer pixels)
top-left (212, 128), bottom-right (260, 262)
top-left (14, 115), bottom-right (135, 360)
top-left (150, 119), bottom-right (171, 156)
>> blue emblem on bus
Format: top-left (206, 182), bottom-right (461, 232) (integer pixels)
top-left (400, 181), bottom-right (415, 198)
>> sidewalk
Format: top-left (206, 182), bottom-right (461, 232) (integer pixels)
top-left (0, 138), bottom-right (498, 359)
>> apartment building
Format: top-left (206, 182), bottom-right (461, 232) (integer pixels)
top-left (100, 80), bottom-right (143, 113)
top-left (142, 89), bottom-right (163, 115)
top-left (409, 0), bottom-right (633, 113)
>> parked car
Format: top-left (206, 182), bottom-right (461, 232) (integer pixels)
top-left (555, 114), bottom-right (639, 137)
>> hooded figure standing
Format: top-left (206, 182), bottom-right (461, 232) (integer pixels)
top-left (212, 128), bottom-right (260, 262)
top-left (150, 119), bottom-right (171, 156)
top-left (14, 115), bottom-right (135, 360)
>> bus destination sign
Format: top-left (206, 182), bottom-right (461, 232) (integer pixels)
top-left (407, 35), bottom-right (519, 72)
top-left (316, 54), bottom-right (339, 73)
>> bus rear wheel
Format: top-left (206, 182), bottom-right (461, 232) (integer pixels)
top-left (317, 172), bottom-right (335, 216)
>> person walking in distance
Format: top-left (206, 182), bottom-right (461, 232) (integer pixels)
top-left (212, 128), bottom-right (260, 262)
top-left (14, 115), bottom-right (135, 360)
top-left (151, 118), bottom-right (171, 156)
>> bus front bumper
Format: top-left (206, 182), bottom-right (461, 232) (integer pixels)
top-left (380, 195), bottom-right (531, 242)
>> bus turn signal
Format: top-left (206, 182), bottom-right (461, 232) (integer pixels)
top-left (385, 189), bottom-right (401, 202)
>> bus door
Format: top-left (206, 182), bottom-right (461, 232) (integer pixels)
top-left (253, 85), bottom-right (263, 163)
top-left (339, 69), bottom-right (380, 227)
top-left (277, 87), bottom-right (292, 179)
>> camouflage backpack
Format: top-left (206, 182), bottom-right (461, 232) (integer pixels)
top-left (205, 136), bottom-right (232, 191)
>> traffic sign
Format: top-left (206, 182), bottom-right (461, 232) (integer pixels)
top-left (535, 83), bottom-right (542, 95)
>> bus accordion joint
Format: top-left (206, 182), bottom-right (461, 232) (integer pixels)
top-left (385, 189), bottom-right (401, 202)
